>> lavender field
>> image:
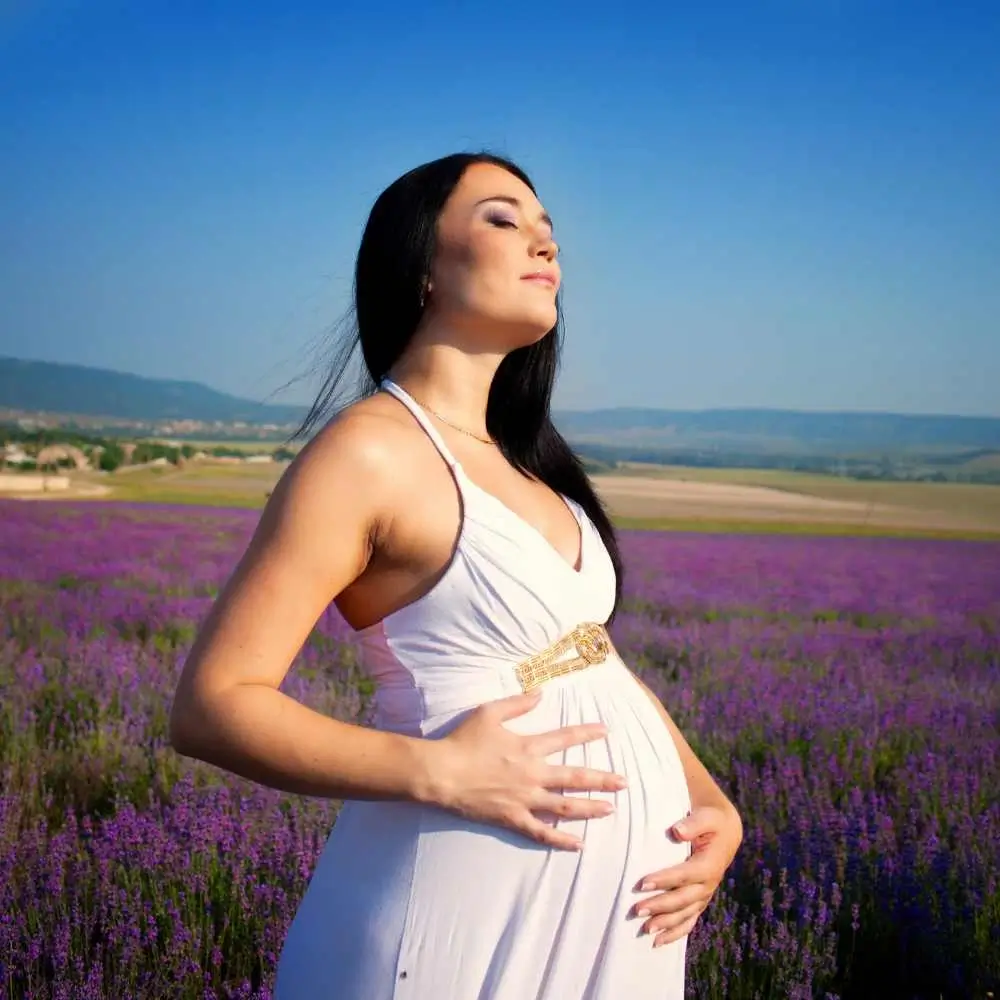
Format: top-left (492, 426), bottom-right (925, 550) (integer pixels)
top-left (1, 499), bottom-right (998, 999)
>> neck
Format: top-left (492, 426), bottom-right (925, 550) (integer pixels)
top-left (387, 335), bottom-right (501, 433)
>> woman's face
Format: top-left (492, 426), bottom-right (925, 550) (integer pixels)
top-left (426, 162), bottom-right (560, 348)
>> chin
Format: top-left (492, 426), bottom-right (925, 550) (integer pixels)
top-left (510, 305), bottom-right (558, 344)
top-left (466, 305), bottom-right (557, 352)
top-left (507, 318), bottom-right (556, 351)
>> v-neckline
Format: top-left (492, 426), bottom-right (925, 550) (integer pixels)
top-left (459, 471), bottom-right (587, 578)
top-left (378, 377), bottom-right (586, 577)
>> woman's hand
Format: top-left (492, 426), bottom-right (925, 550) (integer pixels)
top-left (631, 803), bottom-right (743, 947)
top-left (426, 689), bottom-right (627, 851)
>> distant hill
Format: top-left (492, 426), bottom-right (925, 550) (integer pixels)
top-left (0, 357), bottom-right (308, 425)
top-left (2, 356), bottom-right (999, 457)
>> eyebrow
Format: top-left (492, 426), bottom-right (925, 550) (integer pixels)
top-left (475, 195), bottom-right (554, 232)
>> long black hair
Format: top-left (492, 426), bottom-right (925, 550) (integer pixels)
top-left (292, 152), bottom-right (624, 616)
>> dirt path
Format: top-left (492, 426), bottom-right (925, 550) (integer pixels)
top-left (591, 474), bottom-right (995, 532)
top-left (0, 479), bottom-right (112, 501)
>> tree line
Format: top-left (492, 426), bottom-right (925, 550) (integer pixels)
top-left (0, 425), bottom-right (296, 472)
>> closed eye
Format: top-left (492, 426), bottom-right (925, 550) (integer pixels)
top-left (486, 212), bottom-right (518, 229)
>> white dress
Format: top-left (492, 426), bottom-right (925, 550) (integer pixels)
top-left (274, 379), bottom-right (692, 999)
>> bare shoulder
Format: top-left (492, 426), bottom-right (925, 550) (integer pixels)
top-left (258, 392), bottom-right (429, 557)
top-left (273, 397), bottom-right (412, 505)
top-left (278, 395), bottom-right (414, 502)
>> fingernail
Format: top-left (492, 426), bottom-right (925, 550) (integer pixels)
top-left (640, 881), bottom-right (654, 892)
top-left (636, 907), bottom-right (650, 918)
top-left (673, 821), bottom-right (688, 836)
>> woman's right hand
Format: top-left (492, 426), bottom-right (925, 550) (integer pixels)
top-left (425, 688), bottom-right (627, 851)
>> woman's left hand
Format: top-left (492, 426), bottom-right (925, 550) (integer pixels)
top-left (631, 803), bottom-right (743, 947)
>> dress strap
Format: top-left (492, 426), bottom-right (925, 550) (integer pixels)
top-left (380, 378), bottom-right (461, 470)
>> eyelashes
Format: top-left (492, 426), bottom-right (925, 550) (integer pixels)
top-left (485, 211), bottom-right (557, 249)
top-left (486, 212), bottom-right (518, 229)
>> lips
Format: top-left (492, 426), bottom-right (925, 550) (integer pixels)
top-left (521, 272), bottom-right (558, 288)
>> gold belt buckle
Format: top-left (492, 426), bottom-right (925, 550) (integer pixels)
top-left (514, 622), bottom-right (613, 692)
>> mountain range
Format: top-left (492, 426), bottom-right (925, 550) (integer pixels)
top-left (0, 357), bottom-right (308, 426)
top-left (3, 356), bottom-right (999, 457)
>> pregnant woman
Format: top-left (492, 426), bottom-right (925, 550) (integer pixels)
top-left (169, 152), bottom-right (743, 999)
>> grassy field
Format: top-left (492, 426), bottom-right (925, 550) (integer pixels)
top-left (156, 438), bottom-right (304, 453)
top-left (607, 463), bottom-right (1000, 533)
top-left (23, 458), bottom-right (1000, 539)
top-left (81, 462), bottom-right (283, 508)
top-left (613, 516), bottom-right (1000, 541)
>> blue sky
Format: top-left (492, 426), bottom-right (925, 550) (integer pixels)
top-left (1, 0), bottom-right (997, 415)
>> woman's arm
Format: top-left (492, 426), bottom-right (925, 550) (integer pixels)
top-left (168, 413), bottom-right (435, 800)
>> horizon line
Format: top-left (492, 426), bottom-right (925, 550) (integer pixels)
top-left (3, 355), bottom-right (999, 422)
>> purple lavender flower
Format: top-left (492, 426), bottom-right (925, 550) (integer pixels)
top-left (2, 501), bottom-right (998, 997)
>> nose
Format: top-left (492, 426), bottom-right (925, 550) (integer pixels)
top-left (531, 232), bottom-right (558, 261)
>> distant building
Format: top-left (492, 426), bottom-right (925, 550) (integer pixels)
top-left (2, 444), bottom-right (30, 465)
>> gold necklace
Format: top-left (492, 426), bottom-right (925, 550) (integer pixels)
top-left (411, 395), bottom-right (494, 445)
